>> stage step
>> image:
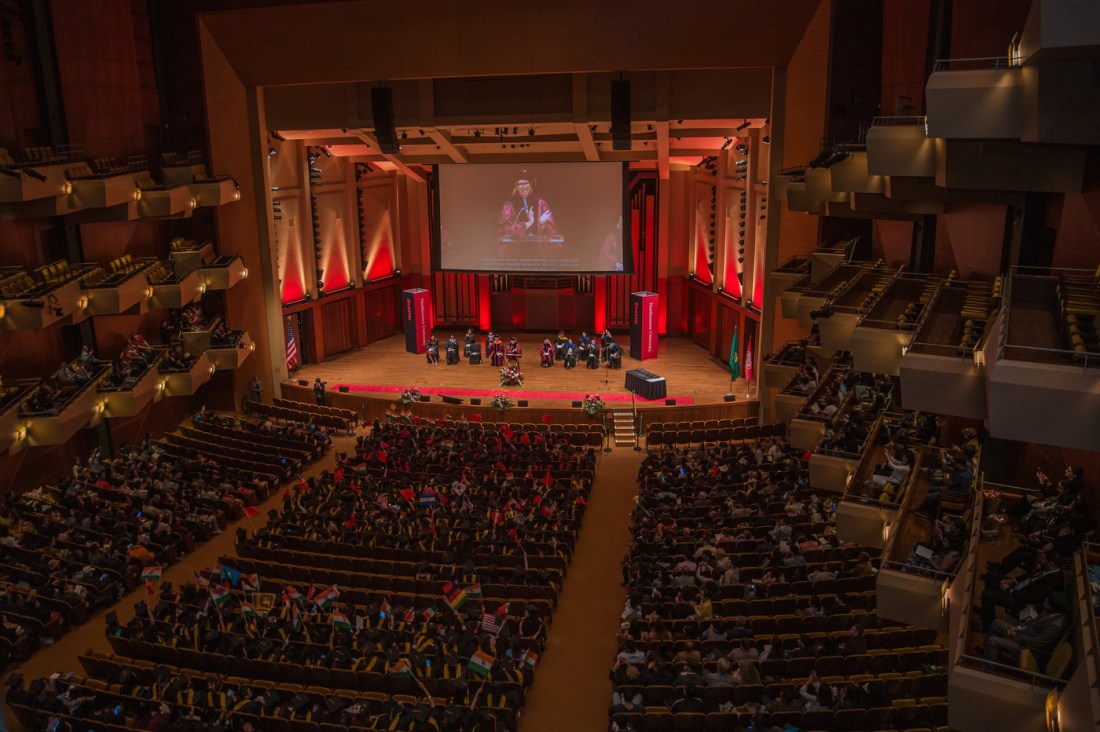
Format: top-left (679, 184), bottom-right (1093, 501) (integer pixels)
top-left (612, 411), bottom-right (637, 448)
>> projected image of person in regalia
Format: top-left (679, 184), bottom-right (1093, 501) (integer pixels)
top-left (499, 174), bottom-right (557, 239)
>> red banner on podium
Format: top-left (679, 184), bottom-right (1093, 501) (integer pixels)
top-left (403, 289), bottom-right (431, 354)
top-left (630, 291), bottom-right (659, 361)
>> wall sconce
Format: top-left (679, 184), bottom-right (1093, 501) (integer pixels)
top-left (156, 381), bottom-right (165, 392)
top-left (199, 283), bottom-right (207, 294)
top-left (189, 197), bottom-right (197, 209)
top-left (78, 295), bottom-right (89, 309)
top-left (249, 342), bottom-right (256, 352)
top-left (62, 181), bottom-right (72, 195)
top-left (208, 365), bottom-right (216, 375)
top-left (0, 304), bottom-right (5, 319)
top-left (1046, 689), bottom-right (1061, 732)
top-left (881, 521), bottom-right (891, 543)
top-left (144, 288), bottom-right (152, 299)
top-left (15, 426), bottom-right (26, 442)
top-left (241, 268), bottom-right (249, 279)
top-left (233, 189), bottom-right (241, 201)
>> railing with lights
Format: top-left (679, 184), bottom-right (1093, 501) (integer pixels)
top-left (870, 115), bottom-right (928, 127)
top-left (932, 56), bottom-right (1019, 72)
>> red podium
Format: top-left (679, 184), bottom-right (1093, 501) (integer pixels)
top-left (403, 288), bottom-right (431, 354)
top-left (630, 291), bottom-right (659, 360)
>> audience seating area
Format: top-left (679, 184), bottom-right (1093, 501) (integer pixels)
top-left (645, 420), bottom-right (784, 447)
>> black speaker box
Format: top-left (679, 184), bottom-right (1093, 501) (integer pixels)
top-left (571, 400), bottom-right (583, 408)
top-left (440, 394), bottom-right (463, 405)
top-left (297, 379), bottom-right (308, 386)
top-left (611, 79), bottom-right (631, 151)
top-left (419, 395), bottom-right (430, 402)
top-left (470, 398), bottom-right (482, 406)
top-left (338, 385), bottom-right (350, 393)
top-left (665, 398), bottom-right (677, 406)
top-left (723, 394), bottom-right (736, 402)
top-left (517, 400), bottom-right (528, 407)
top-left (371, 86), bottom-right (400, 154)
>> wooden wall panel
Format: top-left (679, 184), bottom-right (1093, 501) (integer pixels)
top-left (321, 298), bottom-right (355, 356)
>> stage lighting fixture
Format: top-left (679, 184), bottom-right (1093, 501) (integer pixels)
top-left (735, 119), bottom-right (750, 131)
top-left (735, 143), bottom-right (749, 155)
top-left (268, 147), bottom-right (277, 157)
top-left (512, 127), bottom-right (518, 135)
top-left (474, 129), bottom-right (481, 137)
top-left (271, 131), bottom-right (287, 142)
top-left (322, 147), bottom-right (333, 157)
top-left (720, 138), bottom-right (733, 150)
top-left (401, 131), bottom-right (408, 140)
top-left (316, 280), bottom-right (325, 291)
top-left (734, 159), bottom-right (747, 167)
top-left (273, 215), bottom-right (282, 220)
top-left (528, 127), bottom-right (535, 136)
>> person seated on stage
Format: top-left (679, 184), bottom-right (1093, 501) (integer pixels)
top-left (579, 331), bottom-right (590, 347)
top-left (586, 343), bottom-right (601, 370)
top-left (490, 336), bottom-right (505, 367)
top-left (426, 336), bottom-right (440, 365)
top-left (601, 329), bottom-right (613, 361)
top-left (485, 330), bottom-right (496, 357)
top-left (540, 339), bottom-right (554, 368)
top-left (555, 331), bottom-right (568, 360)
top-left (446, 335), bottom-right (460, 365)
top-left (464, 328), bottom-right (476, 357)
top-left (564, 346), bottom-right (578, 369)
top-left (607, 341), bottom-right (623, 369)
top-left (506, 337), bottom-right (523, 367)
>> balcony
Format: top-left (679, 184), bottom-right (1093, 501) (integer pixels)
top-left (0, 147), bottom-right (75, 215)
top-left (81, 257), bottom-right (160, 316)
top-left (99, 350), bottom-right (166, 418)
top-left (0, 262), bottom-right (99, 331)
top-left (763, 340), bottom-right (807, 386)
top-left (198, 254), bottom-right (248, 291)
top-left (769, 255), bottom-right (811, 299)
top-left (828, 150), bottom-right (886, 195)
top-left (65, 161), bottom-right (142, 209)
top-left (136, 178), bottom-right (196, 219)
top-left (161, 151), bottom-right (242, 207)
top-left (18, 364), bottom-right (110, 446)
top-left (149, 268), bottom-right (205, 310)
top-left (208, 330), bottom-right (254, 370)
top-left (169, 238), bottom-right (217, 278)
top-left (850, 274), bottom-right (943, 376)
top-left (810, 240), bottom-right (853, 283)
top-left (926, 58), bottom-right (1024, 139)
top-left (789, 262), bottom-right (867, 328)
top-left (0, 379), bottom-right (38, 454)
top-left (787, 365), bottom-right (849, 451)
top-left (936, 137), bottom-right (1087, 193)
top-left (817, 264), bottom-right (897, 353)
top-left (865, 116), bottom-right (936, 178)
top-left (162, 351), bottom-right (215, 396)
top-left (900, 278), bottom-right (1000, 420)
top-left (984, 267), bottom-right (1100, 451)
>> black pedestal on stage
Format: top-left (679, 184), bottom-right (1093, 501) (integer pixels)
top-left (468, 344), bottom-right (482, 365)
top-left (625, 368), bottom-right (666, 400)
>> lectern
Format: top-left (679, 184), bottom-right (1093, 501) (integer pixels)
top-left (629, 291), bottom-right (659, 361)
top-left (403, 288), bottom-right (431, 354)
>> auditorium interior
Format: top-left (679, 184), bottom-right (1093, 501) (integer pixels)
top-left (0, 0), bottom-right (1099, 730)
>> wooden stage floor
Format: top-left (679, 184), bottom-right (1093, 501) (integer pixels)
top-left (290, 334), bottom-right (753, 409)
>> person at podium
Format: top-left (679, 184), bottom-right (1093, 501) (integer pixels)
top-left (540, 339), bottom-right (554, 368)
top-left (601, 329), bottom-right (614, 362)
top-left (446, 335), bottom-right (460, 365)
top-left (499, 174), bottom-right (556, 238)
top-left (506, 337), bottom-right (523, 368)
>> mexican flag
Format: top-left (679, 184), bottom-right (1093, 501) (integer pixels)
top-left (442, 582), bottom-right (467, 612)
top-left (313, 585), bottom-right (340, 610)
top-left (468, 650), bottom-right (495, 677)
top-left (141, 566), bottom-right (162, 582)
top-left (209, 584), bottom-right (231, 605)
top-left (332, 611), bottom-right (352, 631)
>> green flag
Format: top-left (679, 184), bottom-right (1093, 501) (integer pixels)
top-left (729, 328), bottom-right (739, 380)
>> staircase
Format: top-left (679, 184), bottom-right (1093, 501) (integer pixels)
top-left (612, 411), bottom-right (637, 448)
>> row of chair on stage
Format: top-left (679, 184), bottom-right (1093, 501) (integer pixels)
top-left (423, 329), bottom-right (624, 370)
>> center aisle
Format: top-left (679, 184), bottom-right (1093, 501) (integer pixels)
top-left (519, 447), bottom-right (644, 731)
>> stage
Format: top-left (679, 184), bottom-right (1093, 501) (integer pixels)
top-left (282, 333), bottom-right (759, 424)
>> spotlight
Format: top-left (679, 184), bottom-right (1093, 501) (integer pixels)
top-left (322, 147), bottom-right (333, 158)
top-left (720, 138), bottom-right (733, 151)
top-left (474, 129), bottom-right (481, 137)
top-left (528, 128), bottom-right (535, 136)
top-left (512, 127), bottom-right (518, 135)
top-left (735, 120), bottom-right (750, 131)
top-left (268, 147), bottom-right (277, 157)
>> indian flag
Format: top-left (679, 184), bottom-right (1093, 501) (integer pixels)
top-left (421, 606), bottom-right (437, 622)
top-left (141, 566), bottom-right (162, 581)
top-left (240, 601), bottom-right (259, 618)
top-left (209, 584), bottom-right (231, 605)
top-left (314, 585), bottom-right (340, 609)
top-left (522, 649), bottom-right (539, 670)
top-left (332, 611), bottom-right (352, 631)
top-left (442, 582), bottom-right (467, 611)
top-left (464, 584), bottom-right (482, 599)
top-left (242, 573), bottom-right (260, 592)
top-left (390, 659), bottom-right (412, 677)
top-left (468, 650), bottom-right (494, 677)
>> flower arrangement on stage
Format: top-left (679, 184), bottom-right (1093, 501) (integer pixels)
top-left (582, 394), bottom-right (606, 416)
top-left (398, 387), bottom-right (423, 404)
top-left (488, 394), bottom-right (514, 412)
top-left (499, 365), bottom-right (524, 387)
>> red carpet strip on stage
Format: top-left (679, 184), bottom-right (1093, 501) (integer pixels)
top-left (333, 383), bottom-right (692, 404)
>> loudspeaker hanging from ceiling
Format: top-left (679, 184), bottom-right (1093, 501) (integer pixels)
top-left (371, 86), bottom-right (400, 154)
top-left (611, 79), bottom-right (631, 151)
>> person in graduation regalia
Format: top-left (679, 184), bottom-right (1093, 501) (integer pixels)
top-left (586, 342), bottom-right (601, 369)
top-left (489, 336), bottom-right (505, 367)
top-left (554, 331), bottom-right (568, 361)
top-left (445, 335), bottom-right (460, 365)
top-left (563, 344), bottom-right (578, 369)
top-left (506, 337), bottom-right (523, 368)
top-left (540, 339), bottom-right (554, 368)
top-left (464, 328), bottom-right (476, 357)
top-left (601, 329), bottom-right (614, 361)
top-left (425, 335), bottom-right (440, 365)
top-left (606, 340), bottom-right (623, 369)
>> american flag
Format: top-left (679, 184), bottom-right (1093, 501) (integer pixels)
top-left (286, 317), bottom-right (299, 369)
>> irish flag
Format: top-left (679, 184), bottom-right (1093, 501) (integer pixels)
top-left (442, 582), bottom-right (467, 611)
top-left (468, 650), bottom-right (495, 677)
top-left (313, 585), bottom-right (340, 609)
top-left (141, 566), bottom-right (163, 581)
top-left (332, 611), bottom-right (352, 631)
top-left (209, 584), bottom-right (231, 606)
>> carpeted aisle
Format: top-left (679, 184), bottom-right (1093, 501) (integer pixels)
top-left (519, 447), bottom-right (643, 731)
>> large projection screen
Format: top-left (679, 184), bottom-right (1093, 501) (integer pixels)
top-left (433, 162), bottom-right (633, 274)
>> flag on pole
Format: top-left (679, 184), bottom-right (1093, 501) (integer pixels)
top-left (480, 612), bottom-right (503, 635)
top-left (745, 335), bottom-right (754, 384)
top-left (141, 566), bottom-right (163, 581)
top-left (332, 611), bottom-right (352, 630)
top-left (291, 603), bottom-right (303, 632)
top-left (241, 601), bottom-right (259, 618)
top-left (221, 565), bottom-right (241, 587)
top-left (418, 489), bottom-right (438, 507)
top-left (421, 606), bottom-right (437, 622)
top-left (390, 659), bottom-right (413, 677)
top-left (286, 317), bottom-right (299, 369)
top-left (468, 650), bottom-right (495, 677)
top-left (242, 574), bottom-right (260, 592)
top-left (521, 649), bottom-right (539, 671)
top-left (464, 584), bottom-right (482, 600)
top-left (209, 584), bottom-right (231, 605)
top-left (442, 582), bottom-right (467, 611)
top-left (729, 327), bottom-right (739, 380)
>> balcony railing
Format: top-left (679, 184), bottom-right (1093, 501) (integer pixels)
top-left (932, 56), bottom-right (1017, 72)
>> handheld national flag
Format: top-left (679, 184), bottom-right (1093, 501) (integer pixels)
top-left (313, 585), bottom-right (340, 610)
top-left (241, 601), bottom-right (259, 618)
top-left (291, 603), bottom-right (303, 632)
top-left (141, 566), bottom-right (163, 582)
top-left (480, 612), bottom-right (503, 635)
top-left (521, 649), bottom-right (539, 671)
top-left (243, 505), bottom-right (259, 518)
top-left (380, 598), bottom-right (391, 616)
top-left (442, 582), bottom-right (467, 611)
top-left (332, 611), bottom-right (352, 630)
top-left (242, 573), bottom-right (261, 592)
top-left (464, 584), bottom-right (482, 600)
top-left (209, 584), bottom-right (231, 605)
top-left (221, 564), bottom-right (241, 587)
top-left (418, 489), bottom-right (438, 507)
top-left (421, 606), bottom-right (437, 622)
top-left (729, 327), bottom-right (739, 380)
top-left (468, 650), bottom-right (495, 677)
top-left (390, 659), bottom-right (412, 677)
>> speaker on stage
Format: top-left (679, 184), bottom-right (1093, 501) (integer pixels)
top-left (611, 79), bottom-right (631, 151)
top-left (518, 399), bottom-right (528, 407)
top-left (419, 395), bottom-right (430, 402)
top-left (724, 394), bottom-right (737, 402)
top-left (371, 86), bottom-right (400, 154)
top-left (441, 394), bottom-right (463, 405)
top-left (338, 385), bottom-right (349, 393)
top-left (297, 379), bottom-right (308, 386)
top-left (665, 398), bottom-right (676, 406)
top-left (571, 400), bottom-right (582, 408)
top-left (470, 398), bottom-right (482, 405)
